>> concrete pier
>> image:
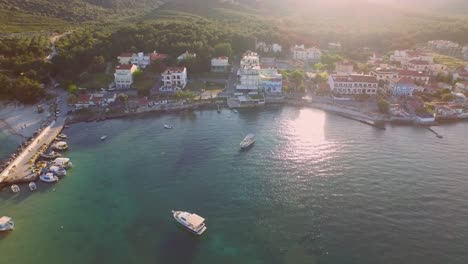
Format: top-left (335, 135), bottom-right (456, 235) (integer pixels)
top-left (0, 121), bottom-right (64, 184)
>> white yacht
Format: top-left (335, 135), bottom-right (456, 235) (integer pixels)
top-left (172, 210), bottom-right (207, 235)
top-left (240, 133), bottom-right (255, 149)
top-left (11, 185), bottom-right (20, 193)
top-left (0, 216), bottom-right (14, 231)
top-left (100, 135), bottom-right (108, 141)
top-left (40, 173), bottom-right (59, 183)
top-left (164, 124), bottom-right (173, 129)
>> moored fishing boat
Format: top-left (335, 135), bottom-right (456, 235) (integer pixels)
top-left (240, 133), bottom-right (255, 149)
top-left (52, 158), bottom-right (72, 168)
top-left (29, 182), bottom-right (37, 191)
top-left (40, 173), bottom-right (59, 183)
top-left (0, 216), bottom-right (14, 231)
top-left (48, 165), bottom-right (67, 177)
top-left (11, 185), bottom-right (20, 193)
top-left (52, 141), bottom-right (68, 151)
top-left (172, 210), bottom-right (207, 235)
top-left (57, 133), bottom-right (67, 140)
top-left (40, 151), bottom-right (61, 160)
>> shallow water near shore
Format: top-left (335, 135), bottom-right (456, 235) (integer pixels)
top-left (1, 106), bottom-right (468, 264)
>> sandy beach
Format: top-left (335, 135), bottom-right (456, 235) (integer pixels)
top-left (0, 102), bottom-right (50, 139)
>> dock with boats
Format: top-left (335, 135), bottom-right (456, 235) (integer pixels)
top-left (0, 120), bottom-right (65, 185)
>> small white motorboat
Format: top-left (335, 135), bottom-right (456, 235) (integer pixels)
top-left (52, 158), bottom-right (72, 169)
top-left (11, 185), bottom-right (20, 193)
top-left (49, 165), bottom-right (67, 177)
top-left (52, 141), bottom-right (68, 151)
top-left (29, 182), bottom-right (37, 191)
top-left (40, 173), bottom-right (59, 183)
top-left (0, 216), bottom-right (14, 231)
top-left (240, 133), bottom-right (255, 149)
top-left (100, 135), bottom-right (108, 141)
top-left (232, 109), bottom-right (238, 113)
top-left (163, 124), bottom-right (173, 129)
top-left (172, 210), bottom-right (207, 235)
top-left (57, 133), bottom-right (67, 140)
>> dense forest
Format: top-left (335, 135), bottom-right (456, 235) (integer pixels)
top-left (0, 36), bottom-right (50, 103)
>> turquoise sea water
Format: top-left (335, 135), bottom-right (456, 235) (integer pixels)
top-left (0, 129), bottom-right (21, 161)
top-left (1, 107), bottom-right (468, 264)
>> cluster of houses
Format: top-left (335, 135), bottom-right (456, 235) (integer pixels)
top-left (232, 51), bottom-right (283, 106)
top-left (75, 92), bottom-right (117, 108)
top-left (427, 40), bottom-right (468, 60)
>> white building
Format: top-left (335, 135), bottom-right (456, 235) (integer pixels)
top-left (390, 50), bottom-right (433, 64)
top-left (177, 51), bottom-right (196, 62)
top-left (161, 67), bottom-right (187, 92)
top-left (291, 45), bottom-right (321, 61)
top-left (117, 53), bottom-right (133, 65)
top-left (237, 51), bottom-right (261, 92)
top-left (370, 68), bottom-right (399, 83)
top-left (335, 61), bottom-right (354, 75)
top-left (256, 42), bottom-right (282, 53)
top-left (404, 59), bottom-right (431, 72)
top-left (259, 67), bottom-right (282, 95)
top-left (131, 52), bottom-right (151, 69)
top-left (328, 74), bottom-right (378, 95)
top-left (114, 64), bottom-right (138, 89)
top-left (398, 70), bottom-right (430, 85)
top-left (211, 57), bottom-right (229, 72)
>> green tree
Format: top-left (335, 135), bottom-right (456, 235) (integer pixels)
top-left (68, 84), bottom-right (78, 95)
top-left (213, 43), bottom-right (232, 57)
top-left (377, 98), bottom-right (390, 114)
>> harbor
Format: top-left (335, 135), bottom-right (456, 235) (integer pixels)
top-left (0, 120), bottom-right (65, 185)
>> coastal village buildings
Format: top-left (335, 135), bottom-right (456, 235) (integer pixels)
top-left (392, 78), bottom-right (416, 96)
top-left (117, 52), bottom-right (161, 69)
top-left (237, 51), bottom-right (261, 93)
top-left (390, 50), bottom-right (433, 64)
top-left (256, 42), bottom-right (282, 53)
top-left (463, 46), bottom-right (468, 61)
top-left (160, 67), bottom-right (187, 92)
top-left (427, 40), bottom-right (461, 57)
top-left (114, 64), bottom-right (138, 89)
top-left (398, 70), bottom-right (430, 85)
top-left (453, 66), bottom-right (468, 81)
top-left (370, 68), bottom-right (399, 83)
top-left (328, 75), bottom-right (378, 95)
top-left (211, 57), bottom-right (229, 72)
top-left (259, 67), bottom-right (283, 95)
top-left (177, 51), bottom-right (196, 62)
top-left (335, 61), bottom-right (354, 75)
top-left (291, 45), bottom-right (321, 62)
top-left (236, 51), bottom-right (283, 99)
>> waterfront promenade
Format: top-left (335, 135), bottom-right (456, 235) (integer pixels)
top-left (0, 120), bottom-right (64, 184)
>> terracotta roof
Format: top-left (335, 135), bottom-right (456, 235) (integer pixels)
top-left (116, 64), bottom-right (135, 70)
top-left (163, 67), bottom-right (186, 74)
top-left (332, 75), bottom-right (378, 83)
top-left (78, 94), bottom-right (91, 103)
top-left (118, 52), bottom-right (133, 58)
top-left (150, 53), bottom-right (169, 61)
top-left (408, 59), bottom-right (430, 65)
top-left (138, 97), bottom-right (149, 106)
top-left (397, 77), bottom-right (416, 85)
top-left (399, 70), bottom-right (429, 77)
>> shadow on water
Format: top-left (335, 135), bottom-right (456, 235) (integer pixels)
top-left (158, 228), bottom-right (202, 263)
top-left (0, 230), bottom-right (13, 240)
